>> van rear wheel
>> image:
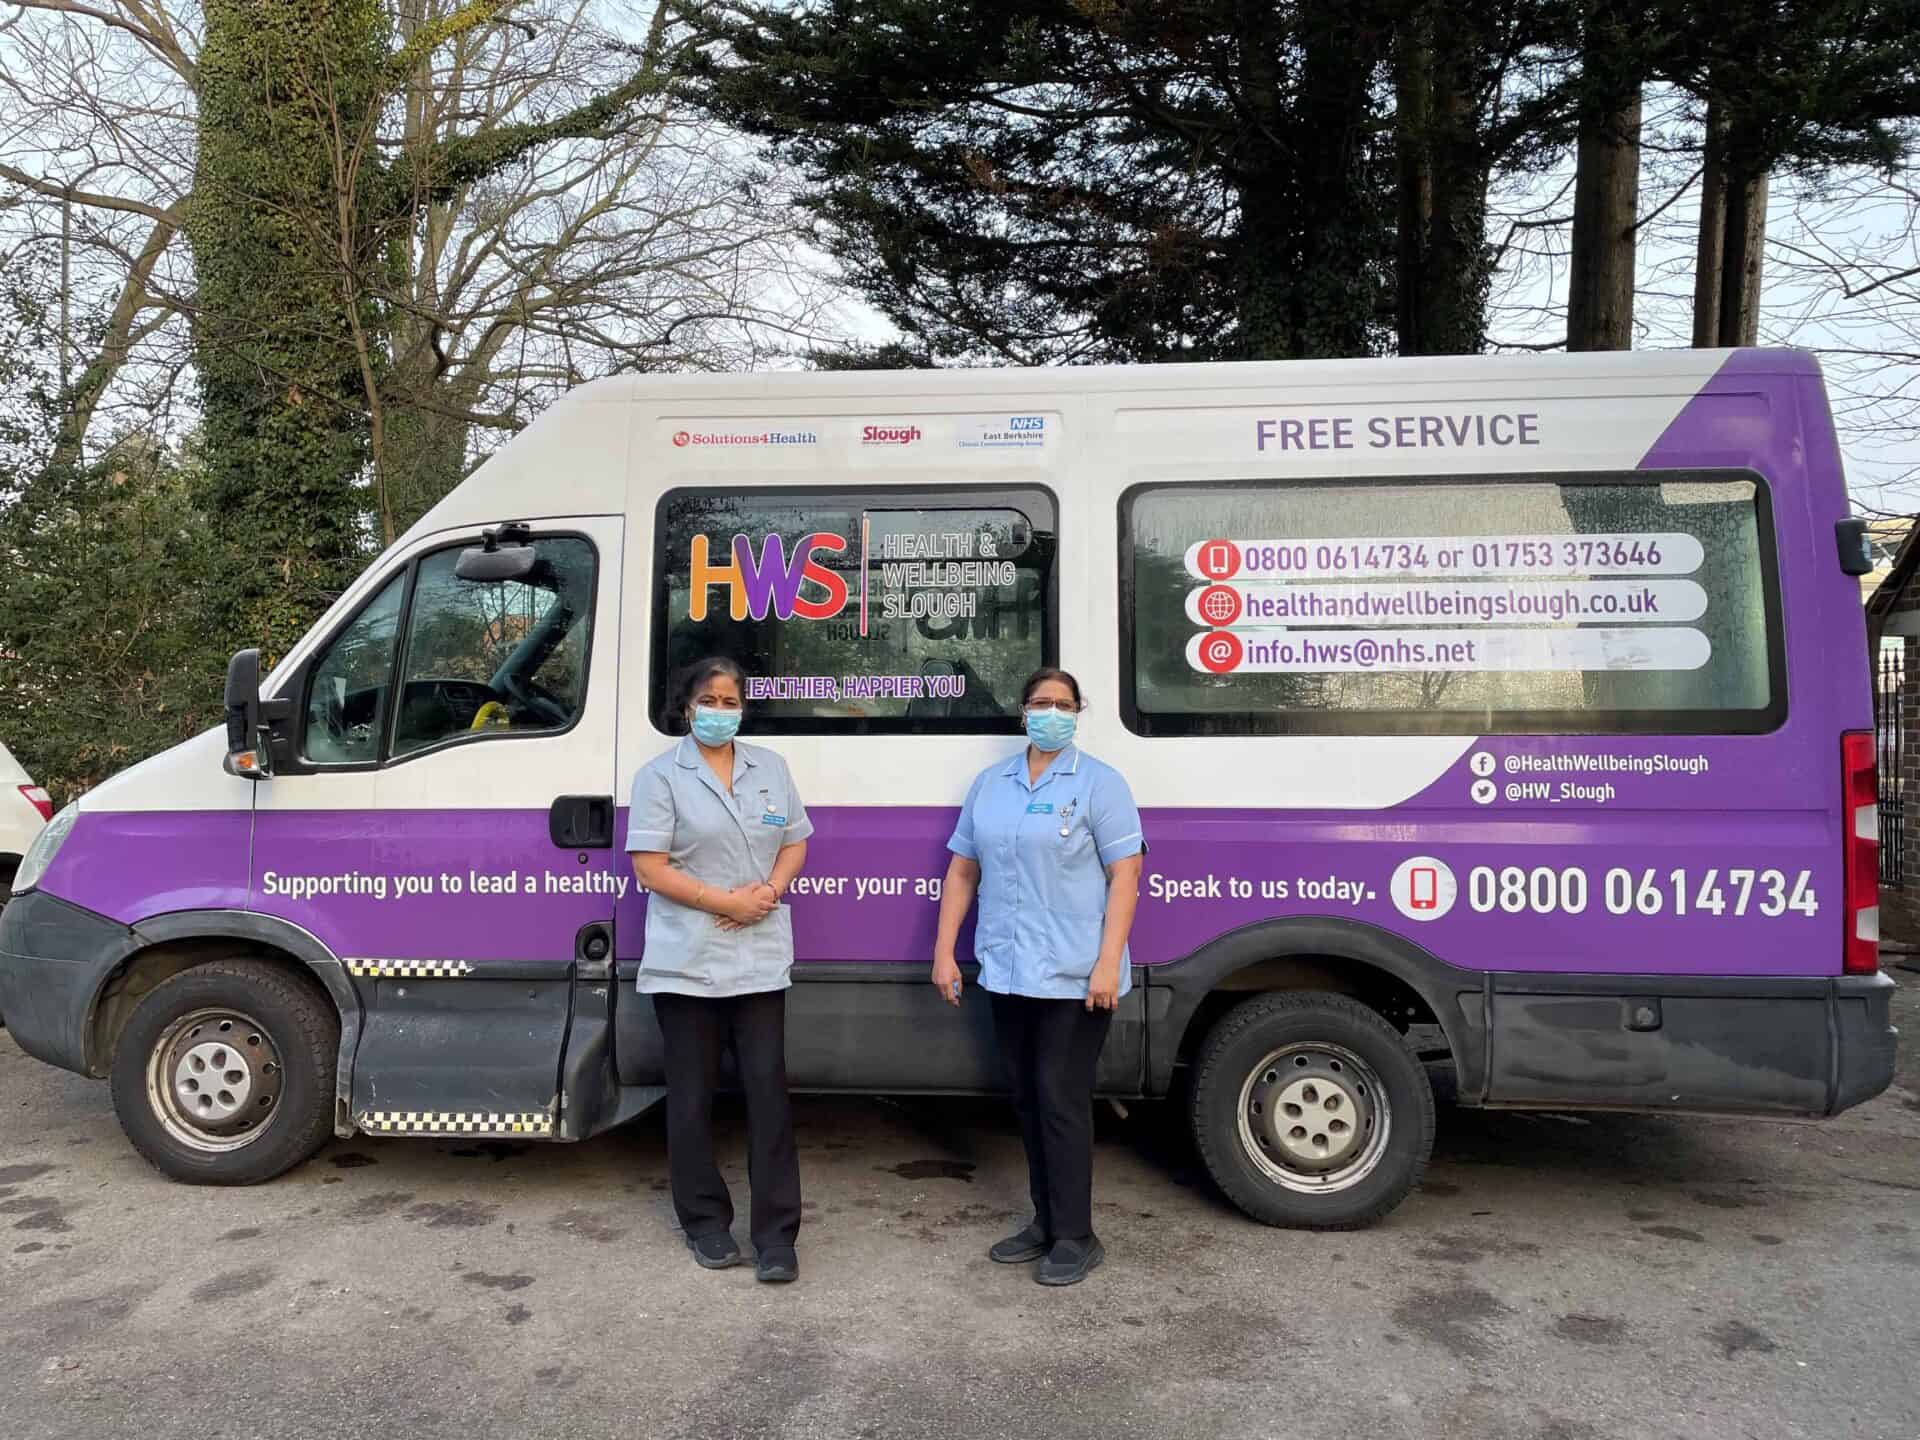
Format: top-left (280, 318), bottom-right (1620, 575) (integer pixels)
top-left (1189, 991), bottom-right (1434, 1229)
top-left (109, 959), bottom-right (338, 1185)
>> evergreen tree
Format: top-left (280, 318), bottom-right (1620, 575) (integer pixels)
top-left (680, 0), bottom-right (1410, 363)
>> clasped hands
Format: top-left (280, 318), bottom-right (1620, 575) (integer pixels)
top-left (713, 881), bottom-right (779, 931)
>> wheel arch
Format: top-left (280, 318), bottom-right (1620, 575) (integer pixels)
top-left (87, 910), bottom-right (362, 1135)
top-left (1144, 916), bottom-right (1486, 1099)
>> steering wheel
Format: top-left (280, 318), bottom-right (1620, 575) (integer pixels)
top-left (500, 672), bottom-right (569, 727)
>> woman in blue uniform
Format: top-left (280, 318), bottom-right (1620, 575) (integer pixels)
top-left (628, 656), bottom-right (811, 1283)
top-left (931, 667), bottom-right (1145, 1285)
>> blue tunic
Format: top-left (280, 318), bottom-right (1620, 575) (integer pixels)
top-left (626, 738), bottom-right (813, 997)
top-left (946, 745), bottom-right (1146, 999)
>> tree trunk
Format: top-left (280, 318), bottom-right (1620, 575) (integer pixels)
top-left (1394, 5), bottom-right (1491, 356)
top-left (1692, 102), bottom-right (1728, 347)
top-left (188, 0), bottom-right (386, 661)
top-left (1716, 167), bottom-right (1767, 346)
top-left (1691, 99), bottom-right (1768, 349)
top-left (1237, 0), bottom-right (1391, 361)
top-left (1395, 13), bottom-right (1433, 353)
top-left (1566, 90), bottom-right (1641, 351)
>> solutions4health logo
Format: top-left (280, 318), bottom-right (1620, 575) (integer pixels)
top-left (671, 428), bottom-right (818, 449)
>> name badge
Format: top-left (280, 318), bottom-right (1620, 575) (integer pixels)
top-left (762, 813), bottom-right (787, 826)
top-left (1026, 802), bottom-right (1054, 815)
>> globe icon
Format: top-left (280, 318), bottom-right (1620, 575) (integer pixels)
top-left (1196, 584), bottom-right (1241, 626)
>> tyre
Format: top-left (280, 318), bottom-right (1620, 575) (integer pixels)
top-left (109, 958), bottom-right (339, 1185)
top-left (1189, 991), bottom-right (1435, 1229)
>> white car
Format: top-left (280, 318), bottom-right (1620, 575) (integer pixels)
top-left (0, 741), bottom-right (51, 906)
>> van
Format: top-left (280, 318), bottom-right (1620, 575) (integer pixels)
top-left (0, 739), bottom-right (52, 911)
top-left (0, 348), bottom-right (1896, 1226)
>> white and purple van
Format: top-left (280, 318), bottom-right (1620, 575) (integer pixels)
top-left (0, 348), bottom-right (1896, 1226)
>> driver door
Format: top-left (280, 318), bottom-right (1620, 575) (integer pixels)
top-left (251, 518), bottom-right (622, 1138)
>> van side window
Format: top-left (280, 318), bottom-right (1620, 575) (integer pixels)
top-left (392, 537), bottom-right (596, 757)
top-left (652, 487), bottom-right (1057, 734)
top-left (303, 574), bottom-right (404, 765)
top-left (1121, 472), bottom-right (1784, 737)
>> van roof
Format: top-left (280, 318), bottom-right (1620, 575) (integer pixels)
top-left (571, 344), bottom-right (1816, 402)
top-left (408, 346), bottom-right (1818, 543)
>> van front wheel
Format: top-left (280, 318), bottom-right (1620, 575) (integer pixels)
top-left (109, 959), bottom-right (338, 1185)
top-left (1189, 991), bottom-right (1434, 1229)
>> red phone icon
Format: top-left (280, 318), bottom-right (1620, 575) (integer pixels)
top-left (1410, 867), bottom-right (1438, 911)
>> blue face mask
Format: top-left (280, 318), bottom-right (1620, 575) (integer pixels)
top-left (690, 705), bottom-right (742, 746)
top-left (1024, 707), bottom-right (1077, 753)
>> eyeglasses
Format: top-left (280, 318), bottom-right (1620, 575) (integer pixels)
top-left (1023, 700), bottom-right (1080, 714)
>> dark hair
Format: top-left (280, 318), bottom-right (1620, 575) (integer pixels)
top-left (1020, 666), bottom-right (1083, 709)
top-left (676, 655), bottom-right (748, 732)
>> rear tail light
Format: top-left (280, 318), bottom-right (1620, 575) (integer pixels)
top-left (18, 785), bottom-right (53, 823)
top-left (1842, 731), bottom-right (1879, 975)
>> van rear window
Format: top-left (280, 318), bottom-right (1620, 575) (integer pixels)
top-left (653, 486), bottom-right (1057, 734)
top-left (1121, 472), bottom-right (1784, 737)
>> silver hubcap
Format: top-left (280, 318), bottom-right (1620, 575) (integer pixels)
top-left (146, 1009), bottom-right (283, 1153)
top-left (174, 1039), bottom-right (255, 1123)
top-left (1238, 1042), bottom-right (1391, 1194)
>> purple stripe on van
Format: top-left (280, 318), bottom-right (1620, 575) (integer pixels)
top-left (246, 807), bottom-right (615, 962)
top-left (749, 804), bottom-right (1835, 978)
top-left (45, 801), bottom-right (1837, 978)
top-left (39, 809), bottom-right (252, 924)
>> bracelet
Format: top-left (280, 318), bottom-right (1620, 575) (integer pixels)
top-left (693, 883), bottom-right (707, 910)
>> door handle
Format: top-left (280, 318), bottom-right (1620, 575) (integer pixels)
top-left (550, 794), bottom-right (614, 849)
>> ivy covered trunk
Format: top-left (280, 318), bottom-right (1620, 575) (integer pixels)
top-left (187, 0), bottom-right (388, 664)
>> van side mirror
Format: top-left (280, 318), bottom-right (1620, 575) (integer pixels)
top-left (1836, 516), bottom-right (1875, 577)
top-left (222, 648), bottom-right (273, 780)
top-left (456, 524), bottom-right (537, 583)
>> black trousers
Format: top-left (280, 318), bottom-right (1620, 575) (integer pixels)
top-left (989, 993), bottom-right (1113, 1247)
top-left (653, 989), bottom-right (802, 1253)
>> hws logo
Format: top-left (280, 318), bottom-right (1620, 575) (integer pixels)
top-left (689, 534), bottom-right (849, 622)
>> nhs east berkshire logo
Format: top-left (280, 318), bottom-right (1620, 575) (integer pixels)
top-left (958, 414), bottom-right (1048, 451)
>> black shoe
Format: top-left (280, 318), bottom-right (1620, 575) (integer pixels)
top-left (988, 1223), bottom-right (1050, 1264)
top-left (1035, 1238), bottom-right (1104, 1286)
top-left (686, 1232), bottom-right (743, 1270)
top-left (755, 1245), bottom-right (799, 1284)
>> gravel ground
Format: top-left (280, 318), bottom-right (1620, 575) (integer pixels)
top-left (0, 977), bottom-right (1915, 1440)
